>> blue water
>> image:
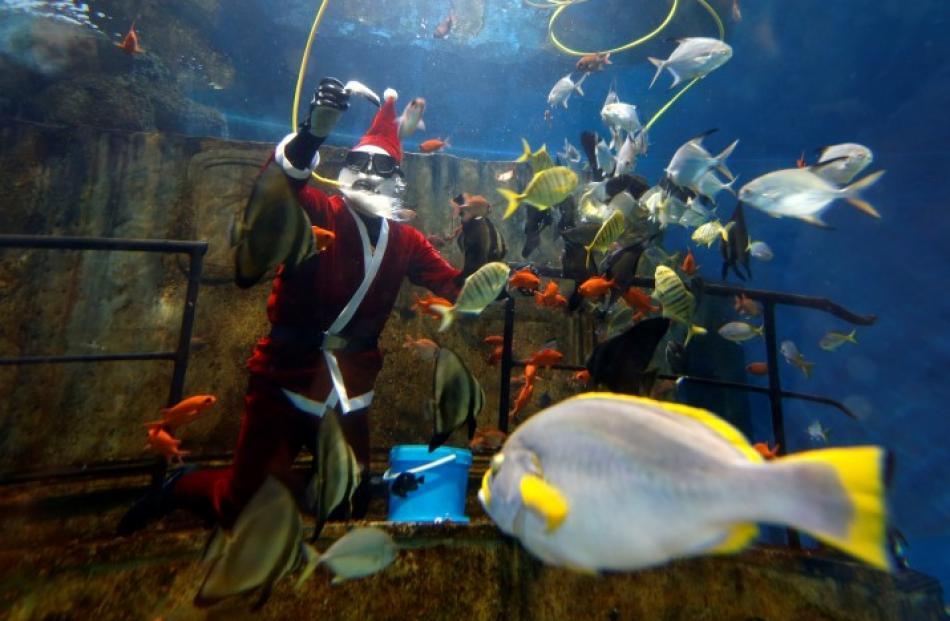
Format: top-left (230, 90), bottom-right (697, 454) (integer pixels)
top-left (4, 0), bottom-right (950, 598)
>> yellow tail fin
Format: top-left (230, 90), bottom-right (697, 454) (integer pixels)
top-left (431, 303), bottom-right (456, 333)
top-left (515, 138), bottom-right (532, 163)
top-left (498, 188), bottom-right (525, 220)
top-left (776, 446), bottom-right (890, 570)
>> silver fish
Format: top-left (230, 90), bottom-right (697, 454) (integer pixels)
top-left (693, 170), bottom-right (737, 200)
top-left (304, 410), bottom-right (361, 541)
top-left (319, 527), bottom-right (397, 585)
top-left (739, 166), bottom-right (884, 227)
top-left (397, 97), bottom-right (427, 139)
top-left (614, 132), bottom-right (638, 176)
top-left (819, 329), bottom-right (857, 351)
top-left (780, 340), bottom-right (814, 378)
top-left (748, 240), bottom-right (773, 261)
top-left (807, 420), bottom-right (831, 444)
top-left (595, 139), bottom-right (616, 176)
top-left (815, 143), bottom-right (873, 185)
top-left (343, 80), bottom-right (381, 107)
top-left (718, 321), bottom-right (763, 342)
top-left (601, 102), bottom-right (641, 135)
top-left (548, 72), bottom-right (589, 109)
top-left (648, 37), bottom-right (733, 89)
top-left (559, 138), bottom-right (582, 164)
top-left (666, 132), bottom-right (739, 191)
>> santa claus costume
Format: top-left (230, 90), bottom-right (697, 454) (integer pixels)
top-left (169, 89), bottom-right (463, 528)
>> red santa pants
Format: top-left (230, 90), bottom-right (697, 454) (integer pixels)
top-left (172, 374), bottom-right (371, 529)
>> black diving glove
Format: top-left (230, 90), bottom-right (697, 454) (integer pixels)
top-left (285, 77), bottom-right (350, 170)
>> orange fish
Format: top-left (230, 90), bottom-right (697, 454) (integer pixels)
top-left (311, 226), bottom-right (336, 252)
top-left (575, 52), bottom-right (612, 72)
top-left (534, 281), bottom-right (560, 307)
top-left (524, 363), bottom-right (538, 386)
top-left (622, 286), bottom-right (660, 314)
top-left (145, 427), bottom-right (190, 464)
top-left (571, 369), bottom-right (591, 386)
top-left (420, 138), bottom-right (450, 153)
top-left (796, 151), bottom-right (806, 168)
top-left (753, 442), bottom-right (781, 460)
top-left (403, 335), bottom-right (440, 361)
top-left (578, 276), bottom-right (616, 298)
top-left (483, 335), bottom-right (504, 346)
top-left (144, 394), bottom-right (217, 430)
top-left (116, 22), bottom-right (143, 55)
top-left (456, 193), bottom-right (492, 220)
top-left (746, 361), bottom-right (769, 376)
top-left (470, 427), bottom-right (507, 454)
top-left (487, 345), bottom-right (504, 366)
top-left (433, 13), bottom-right (455, 39)
top-left (734, 294), bottom-right (762, 318)
top-left (509, 268), bottom-right (541, 291)
top-left (680, 249), bottom-right (700, 275)
top-left (412, 293), bottom-right (454, 319)
top-left (528, 348), bottom-right (563, 369)
top-left (509, 382), bottom-right (534, 420)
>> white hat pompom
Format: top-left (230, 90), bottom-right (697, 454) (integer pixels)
top-left (383, 88), bottom-right (398, 102)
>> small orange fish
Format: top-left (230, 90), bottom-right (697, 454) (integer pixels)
top-left (571, 369), bottom-right (591, 386)
top-left (534, 281), bottom-right (561, 307)
top-left (433, 13), bottom-right (455, 39)
top-left (528, 348), bottom-right (563, 369)
top-left (311, 225), bottom-right (336, 252)
top-left (524, 363), bottom-right (538, 386)
top-left (553, 293), bottom-right (568, 307)
top-left (578, 276), bottom-right (616, 298)
top-left (734, 294), bottom-right (762, 318)
top-left (796, 152), bottom-right (806, 168)
top-left (116, 22), bottom-right (143, 55)
top-left (145, 427), bottom-right (190, 464)
top-left (753, 442), bottom-right (780, 460)
top-left (403, 335), bottom-right (440, 361)
top-left (487, 345), bottom-right (504, 366)
top-left (469, 427), bottom-right (507, 454)
top-left (575, 52), bottom-right (612, 72)
top-left (145, 394), bottom-right (217, 430)
top-left (746, 361), bottom-right (769, 376)
top-left (509, 382), bottom-right (534, 420)
top-left (456, 193), bottom-right (492, 220)
top-left (483, 335), bottom-right (504, 347)
top-left (622, 286), bottom-right (660, 314)
top-left (412, 293), bottom-right (454, 319)
top-left (680, 249), bottom-right (700, 275)
top-left (420, 138), bottom-right (450, 153)
top-left (509, 269), bottom-right (541, 291)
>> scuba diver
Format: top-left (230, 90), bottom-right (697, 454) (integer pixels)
top-left (119, 77), bottom-right (475, 534)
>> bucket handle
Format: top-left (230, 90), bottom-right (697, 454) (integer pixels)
top-left (382, 453), bottom-right (457, 481)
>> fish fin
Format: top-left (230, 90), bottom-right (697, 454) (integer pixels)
top-left (201, 527), bottom-right (227, 563)
top-left (430, 303), bottom-right (455, 332)
top-left (799, 215), bottom-right (832, 228)
top-left (574, 72), bottom-right (588, 96)
top-left (683, 324), bottom-right (707, 347)
top-left (331, 575), bottom-right (346, 585)
top-left (294, 544), bottom-right (320, 589)
top-left (801, 360), bottom-right (814, 379)
top-left (709, 523), bottom-right (759, 554)
top-left (310, 517), bottom-right (327, 543)
top-left (498, 187), bottom-right (524, 220)
top-left (714, 140), bottom-right (739, 180)
top-left (417, 118), bottom-right (426, 132)
top-left (843, 170), bottom-right (885, 218)
top-left (428, 431), bottom-right (452, 452)
top-left (519, 473), bottom-right (570, 532)
top-left (669, 69), bottom-right (682, 89)
top-left (647, 57), bottom-right (665, 89)
top-left (516, 139), bottom-right (532, 163)
top-left (848, 330), bottom-right (858, 343)
top-left (772, 447), bottom-right (890, 570)
top-left (721, 220), bottom-right (735, 242)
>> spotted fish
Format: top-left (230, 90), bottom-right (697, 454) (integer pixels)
top-left (653, 265), bottom-right (707, 344)
top-left (432, 262), bottom-right (510, 332)
top-left (499, 167), bottom-right (578, 220)
top-left (584, 210), bottom-right (627, 269)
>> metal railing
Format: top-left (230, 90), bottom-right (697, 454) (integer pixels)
top-left (0, 235), bottom-right (208, 488)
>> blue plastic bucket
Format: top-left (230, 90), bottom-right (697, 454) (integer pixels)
top-left (385, 445), bottom-right (472, 524)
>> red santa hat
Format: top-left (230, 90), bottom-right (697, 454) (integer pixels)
top-left (353, 88), bottom-right (402, 164)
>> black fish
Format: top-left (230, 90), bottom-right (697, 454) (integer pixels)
top-left (390, 472), bottom-right (424, 498)
top-left (720, 202), bottom-right (751, 281)
top-left (606, 173), bottom-right (651, 201)
top-left (659, 173), bottom-right (697, 204)
top-left (458, 216), bottom-right (507, 278)
top-left (556, 194), bottom-right (578, 233)
top-left (560, 222), bottom-right (601, 282)
top-left (585, 318), bottom-right (671, 395)
top-left (580, 131), bottom-right (602, 181)
top-left (537, 392), bottom-right (553, 408)
top-left (429, 347), bottom-right (484, 452)
top-left (602, 235), bottom-right (658, 291)
top-left (522, 205), bottom-right (554, 258)
top-left (665, 340), bottom-right (687, 375)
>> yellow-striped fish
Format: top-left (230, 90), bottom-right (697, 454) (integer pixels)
top-left (653, 265), bottom-right (707, 344)
top-left (515, 138), bottom-right (555, 173)
top-left (584, 210), bottom-right (626, 269)
top-left (432, 262), bottom-right (510, 332)
top-left (499, 166), bottom-right (578, 220)
top-left (691, 220), bottom-right (731, 248)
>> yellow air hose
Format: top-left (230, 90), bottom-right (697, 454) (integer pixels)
top-left (292, 0), bottom-right (340, 188)
top-left (547, 0), bottom-right (725, 133)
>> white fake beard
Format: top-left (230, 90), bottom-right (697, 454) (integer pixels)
top-left (339, 171), bottom-right (410, 221)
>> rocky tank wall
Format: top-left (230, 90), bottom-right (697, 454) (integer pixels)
top-left (0, 118), bottom-right (596, 474)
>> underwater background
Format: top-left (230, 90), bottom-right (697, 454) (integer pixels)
top-left (1, 0), bottom-right (949, 609)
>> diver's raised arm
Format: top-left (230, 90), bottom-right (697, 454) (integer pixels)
top-left (274, 77), bottom-right (351, 182)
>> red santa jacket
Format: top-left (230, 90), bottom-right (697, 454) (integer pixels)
top-left (247, 182), bottom-right (462, 409)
